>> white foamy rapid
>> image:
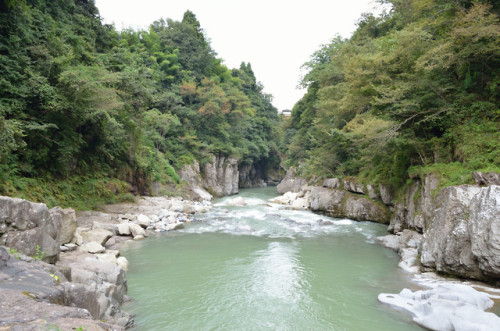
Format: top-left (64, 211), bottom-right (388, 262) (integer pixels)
top-left (182, 189), bottom-right (381, 241)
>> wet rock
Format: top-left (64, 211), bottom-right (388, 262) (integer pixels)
top-left (310, 187), bottom-right (389, 223)
top-left (133, 235), bottom-right (145, 241)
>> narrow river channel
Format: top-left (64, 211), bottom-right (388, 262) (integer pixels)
top-left (122, 187), bottom-right (423, 330)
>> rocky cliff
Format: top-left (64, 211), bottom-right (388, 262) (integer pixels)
top-left (179, 154), bottom-right (283, 200)
top-left (277, 168), bottom-right (500, 283)
top-left (273, 168), bottom-right (391, 224)
top-left (179, 155), bottom-right (239, 200)
top-left (387, 172), bottom-right (500, 283)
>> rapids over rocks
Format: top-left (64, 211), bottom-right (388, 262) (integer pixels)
top-left (122, 187), bottom-right (423, 330)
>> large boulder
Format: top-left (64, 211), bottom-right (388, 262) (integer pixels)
top-left (0, 196), bottom-right (60, 263)
top-left (50, 207), bottom-right (77, 245)
top-left (66, 257), bottom-right (132, 327)
top-left (81, 228), bottom-right (113, 246)
top-left (309, 187), bottom-right (389, 223)
top-left (277, 167), bottom-right (307, 194)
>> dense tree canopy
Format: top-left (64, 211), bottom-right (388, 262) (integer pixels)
top-left (283, 0), bottom-right (500, 189)
top-left (0, 0), bottom-right (280, 206)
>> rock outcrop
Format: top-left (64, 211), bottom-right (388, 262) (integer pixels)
top-left (0, 197), bottom-right (60, 263)
top-left (0, 193), bottom-right (210, 329)
top-left (384, 172), bottom-right (500, 283)
top-left (309, 187), bottom-right (389, 223)
top-left (179, 155), bottom-right (239, 198)
top-left (276, 167), bottom-right (307, 194)
top-left (0, 246), bottom-right (128, 330)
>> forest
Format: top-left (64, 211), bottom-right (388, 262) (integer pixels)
top-left (1, 0), bottom-right (499, 208)
top-left (284, 0), bottom-right (500, 191)
top-left (0, 0), bottom-right (280, 208)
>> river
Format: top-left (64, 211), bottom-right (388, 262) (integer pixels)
top-left (122, 187), bottom-right (423, 330)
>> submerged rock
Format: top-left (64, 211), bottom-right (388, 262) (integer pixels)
top-left (227, 197), bottom-right (247, 206)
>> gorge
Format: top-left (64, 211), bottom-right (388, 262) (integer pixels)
top-left (1, 0), bottom-right (500, 330)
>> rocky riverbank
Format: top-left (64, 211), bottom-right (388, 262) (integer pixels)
top-left (273, 167), bottom-right (500, 330)
top-left (0, 194), bottom-right (211, 330)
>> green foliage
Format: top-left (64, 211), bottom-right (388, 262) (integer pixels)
top-left (284, 0), bottom-right (500, 190)
top-left (0, 2), bottom-right (281, 207)
top-left (33, 245), bottom-right (45, 261)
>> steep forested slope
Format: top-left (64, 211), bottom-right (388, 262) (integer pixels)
top-left (0, 0), bottom-right (280, 207)
top-left (283, 0), bottom-right (500, 190)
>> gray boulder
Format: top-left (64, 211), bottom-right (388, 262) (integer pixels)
top-left (277, 167), bottom-right (307, 194)
top-left (309, 187), bottom-right (389, 223)
top-left (81, 228), bottom-right (113, 246)
top-left (0, 196), bottom-right (60, 263)
top-left (50, 207), bottom-right (77, 245)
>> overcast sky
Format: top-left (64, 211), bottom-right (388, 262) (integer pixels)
top-left (95, 0), bottom-right (381, 111)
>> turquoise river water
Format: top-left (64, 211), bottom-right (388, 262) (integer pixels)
top-left (122, 187), bottom-right (424, 330)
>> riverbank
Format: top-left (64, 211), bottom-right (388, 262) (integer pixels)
top-left (271, 169), bottom-right (500, 330)
top-left (0, 194), bottom-right (211, 330)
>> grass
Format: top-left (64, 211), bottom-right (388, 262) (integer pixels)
top-left (0, 175), bottom-right (136, 210)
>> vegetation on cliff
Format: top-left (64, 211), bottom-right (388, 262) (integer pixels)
top-left (0, 0), bottom-right (280, 208)
top-left (283, 0), bottom-right (500, 190)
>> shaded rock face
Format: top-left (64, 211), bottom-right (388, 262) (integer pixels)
top-left (389, 172), bottom-right (500, 283)
top-left (277, 167), bottom-right (307, 194)
top-left (389, 174), bottom-right (439, 233)
top-left (420, 185), bottom-right (500, 282)
top-left (0, 196), bottom-right (60, 263)
top-left (309, 187), bottom-right (390, 224)
top-left (202, 155), bottom-right (239, 196)
top-left (179, 155), bottom-right (239, 198)
top-left (239, 163), bottom-right (267, 188)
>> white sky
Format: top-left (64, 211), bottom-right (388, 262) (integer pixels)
top-left (95, 0), bottom-right (381, 111)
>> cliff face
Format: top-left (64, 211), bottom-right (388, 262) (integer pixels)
top-left (179, 155), bottom-right (239, 200)
top-left (390, 174), bottom-right (500, 283)
top-left (179, 155), bottom-right (283, 200)
top-left (276, 169), bottom-right (500, 283)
